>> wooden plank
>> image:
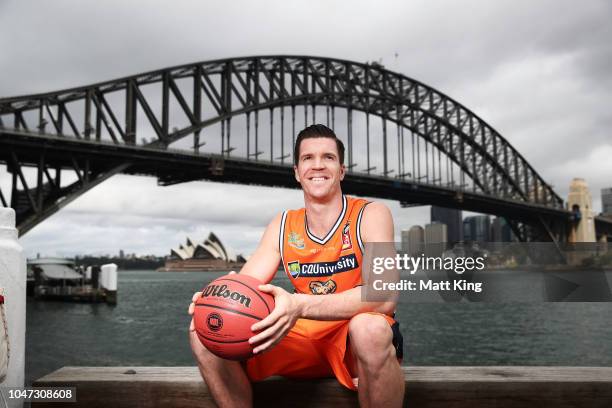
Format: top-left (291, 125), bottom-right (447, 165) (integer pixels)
top-left (33, 366), bottom-right (612, 408)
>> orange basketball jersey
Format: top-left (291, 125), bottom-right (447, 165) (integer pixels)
top-left (279, 195), bottom-right (370, 295)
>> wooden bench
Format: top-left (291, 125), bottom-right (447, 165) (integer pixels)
top-left (33, 366), bottom-right (612, 407)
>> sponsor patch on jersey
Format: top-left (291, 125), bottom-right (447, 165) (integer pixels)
top-left (288, 231), bottom-right (305, 249)
top-left (341, 221), bottom-right (352, 251)
top-left (289, 253), bottom-right (358, 278)
top-left (309, 279), bottom-right (337, 295)
top-left (287, 260), bottom-right (301, 278)
top-left (310, 246), bottom-right (337, 254)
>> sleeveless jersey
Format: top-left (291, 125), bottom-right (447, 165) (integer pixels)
top-left (279, 195), bottom-right (370, 295)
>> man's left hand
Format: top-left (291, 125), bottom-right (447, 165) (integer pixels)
top-left (249, 284), bottom-right (301, 354)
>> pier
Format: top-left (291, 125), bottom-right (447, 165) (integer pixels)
top-left (33, 366), bottom-right (612, 407)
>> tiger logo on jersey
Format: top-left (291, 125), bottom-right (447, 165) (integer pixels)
top-left (341, 221), bottom-right (352, 251)
top-left (309, 280), bottom-right (337, 295)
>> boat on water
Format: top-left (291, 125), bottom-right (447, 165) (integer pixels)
top-left (27, 258), bottom-right (118, 304)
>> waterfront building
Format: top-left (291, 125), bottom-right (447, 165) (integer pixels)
top-left (491, 217), bottom-right (513, 242)
top-left (402, 226), bottom-right (424, 256)
top-left (424, 222), bottom-right (448, 257)
top-left (463, 215), bottom-right (491, 242)
top-left (431, 206), bottom-right (463, 244)
top-left (602, 187), bottom-right (612, 216)
top-left (162, 233), bottom-right (246, 272)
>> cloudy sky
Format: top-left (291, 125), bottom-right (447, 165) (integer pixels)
top-left (1, 0), bottom-right (610, 258)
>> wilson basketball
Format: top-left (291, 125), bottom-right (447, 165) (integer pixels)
top-left (194, 274), bottom-right (275, 360)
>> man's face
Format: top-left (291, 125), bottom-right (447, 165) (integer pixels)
top-left (294, 137), bottom-right (345, 199)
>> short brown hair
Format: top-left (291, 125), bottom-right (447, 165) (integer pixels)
top-left (294, 124), bottom-right (345, 165)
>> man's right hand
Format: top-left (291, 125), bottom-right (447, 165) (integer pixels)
top-left (188, 271), bottom-right (237, 332)
top-left (188, 291), bottom-right (202, 332)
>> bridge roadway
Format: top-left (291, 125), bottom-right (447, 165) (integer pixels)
top-left (0, 127), bottom-right (576, 223)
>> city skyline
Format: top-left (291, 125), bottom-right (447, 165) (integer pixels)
top-left (1, 0), bottom-right (610, 257)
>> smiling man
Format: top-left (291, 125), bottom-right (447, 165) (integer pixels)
top-left (189, 124), bottom-right (405, 407)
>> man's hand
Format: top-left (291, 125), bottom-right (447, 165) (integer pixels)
top-left (249, 284), bottom-right (301, 354)
top-left (188, 271), bottom-right (237, 332)
top-left (188, 291), bottom-right (202, 332)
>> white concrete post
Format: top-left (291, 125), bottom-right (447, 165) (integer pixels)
top-left (0, 208), bottom-right (26, 407)
top-left (101, 264), bottom-right (118, 305)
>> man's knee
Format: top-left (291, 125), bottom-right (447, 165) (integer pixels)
top-left (348, 313), bottom-right (395, 368)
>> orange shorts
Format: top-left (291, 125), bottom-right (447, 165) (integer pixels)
top-left (244, 313), bottom-right (401, 391)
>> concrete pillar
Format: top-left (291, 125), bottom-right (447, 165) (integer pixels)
top-left (567, 178), bottom-right (596, 243)
top-left (0, 208), bottom-right (26, 407)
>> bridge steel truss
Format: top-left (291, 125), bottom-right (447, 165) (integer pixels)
top-left (0, 55), bottom-right (597, 242)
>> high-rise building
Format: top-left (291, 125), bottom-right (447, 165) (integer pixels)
top-left (602, 187), bottom-right (612, 216)
top-left (425, 222), bottom-right (448, 244)
top-left (463, 215), bottom-right (491, 242)
top-left (402, 226), bottom-right (424, 256)
top-left (400, 229), bottom-right (410, 253)
top-left (425, 222), bottom-right (448, 257)
top-left (491, 217), bottom-right (513, 242)
top-left (431, 206), bottom-right (463, 243)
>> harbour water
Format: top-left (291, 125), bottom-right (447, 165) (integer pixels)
top-left (25, 270), bottom-right (612, 385)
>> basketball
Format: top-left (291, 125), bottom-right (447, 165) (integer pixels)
top-left (193, 274), bottom-right (275, 360)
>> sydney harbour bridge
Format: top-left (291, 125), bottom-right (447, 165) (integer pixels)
top-left (1, 55), bottom-right (611, 244)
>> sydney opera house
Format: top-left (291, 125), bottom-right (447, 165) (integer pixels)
top-left (159, 233), bottom-right (246, 272)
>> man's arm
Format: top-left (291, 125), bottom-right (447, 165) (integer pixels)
top-left (238, 212), bottom-right (282, 283)
top-left (188, 213), bottom-right (282, 331)
top-left (250, 201), bottom-right (397, 354)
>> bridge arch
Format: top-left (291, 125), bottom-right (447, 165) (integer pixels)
top-left (1, 55), bottom-right (576, 239)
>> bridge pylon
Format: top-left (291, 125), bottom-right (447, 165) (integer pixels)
top-left (567, 178), bottom-right (596, 243)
